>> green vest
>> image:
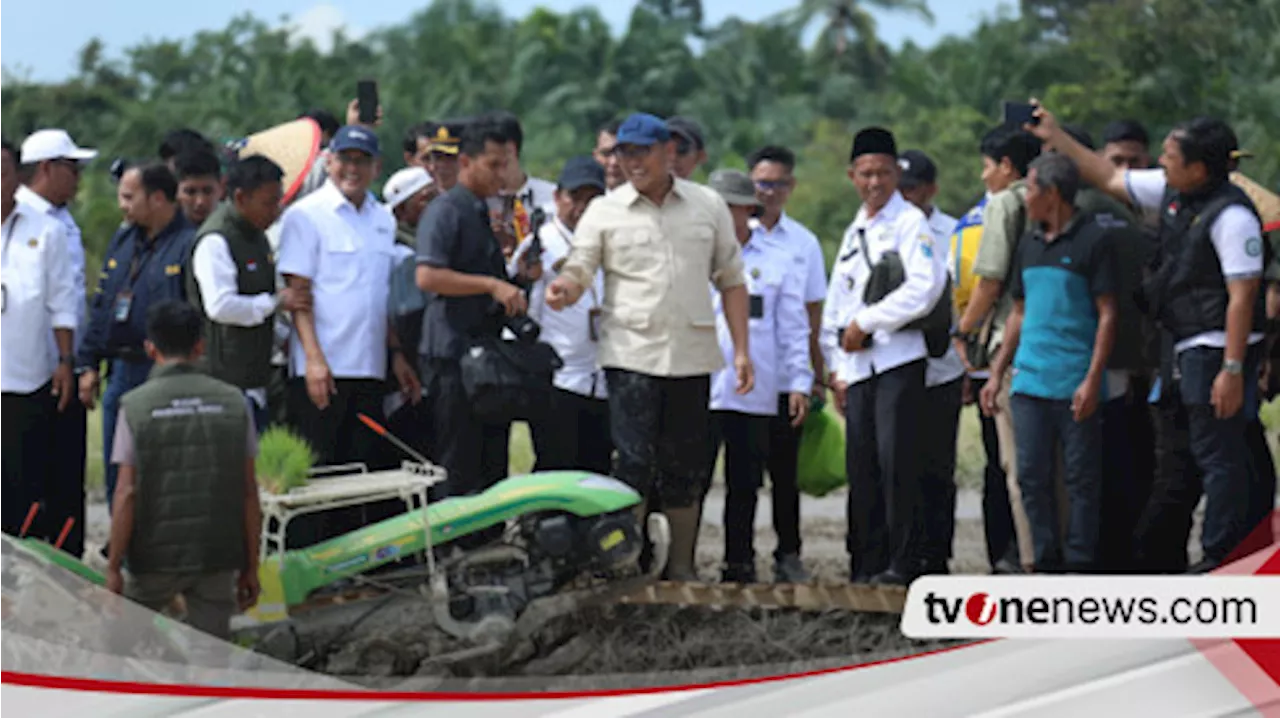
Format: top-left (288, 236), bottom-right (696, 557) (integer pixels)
top-left (122, 362), bottom-right (250, 575)
top-left (186, 202), bottom-right (277, 389)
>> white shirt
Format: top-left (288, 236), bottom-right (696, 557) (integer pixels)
top-left (276, 180), bottom-right (397, 380)
top-left (2, 203), bottom-right (79, 393)
top-left (1124, 169), bottom-right (1265, 354)
top-left (192, 231), bottom-right (281, 404)
top-left (820, 191), bottom-right (948, 386)
top-left (710, 236), bottom-right (813, 415)
top-left (924, 208), bottom-right (966, 388)
top-left (16, 185), bottom-right (87, 360)
top-left (527, 217), bottom-right (608, 399)
top-left (750, 212), bottom-right (828, 304)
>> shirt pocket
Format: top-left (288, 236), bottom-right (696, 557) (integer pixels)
top-left (4, 238), bottom-right (46, 305)
top-left (607, 226), bottom-right (663, 277)
top-left (316, 230), bottom-right (361, 292)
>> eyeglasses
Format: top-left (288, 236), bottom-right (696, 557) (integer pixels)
top-left (674, 137), bottom-right (694, 155)
top-left (334, 154), bottom-right (375, 168)
top-left (612, 144), bottom-right (654, 159)
top-left (754, 179), bottom-right (790, 191)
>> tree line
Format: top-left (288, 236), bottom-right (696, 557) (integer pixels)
top-left (3, 0), bottom-right (1277, 281)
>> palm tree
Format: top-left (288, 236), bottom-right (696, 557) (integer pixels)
top-left (778, 0), bottom-right (934, 57)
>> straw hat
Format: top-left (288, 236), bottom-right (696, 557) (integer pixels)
top-left (1231, 171), bottom-right (1280, 233)
top-left (229, 118), bottom-right (322, 206)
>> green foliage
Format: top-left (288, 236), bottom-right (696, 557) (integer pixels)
top-left (2, 0), bottom-right (1277, 281)
top-left (256, 426), bottom-right (316, 495)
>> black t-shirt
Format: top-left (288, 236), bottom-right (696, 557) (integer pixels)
top-left (416, 184), bottom-right (506, 360)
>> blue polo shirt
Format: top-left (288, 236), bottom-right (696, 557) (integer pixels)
top-left (1009, 213), bottom-right (1118, 401)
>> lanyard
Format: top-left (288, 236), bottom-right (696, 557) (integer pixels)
top-left (126, 235), bottom-right (158, 290)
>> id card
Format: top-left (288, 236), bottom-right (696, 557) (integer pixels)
top-left (749, 294), bottom-right (764, 319)
top-left (588, 307), bottom-right (603, 342)
top-left (113, 292), bottom-right (134, 323)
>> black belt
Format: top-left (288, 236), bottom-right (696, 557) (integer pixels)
top-left (112, 346), bottom-right (149, 364)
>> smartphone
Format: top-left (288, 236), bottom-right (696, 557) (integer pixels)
top-left (1003, 101), bottom-right (1039, 128)
top-left (357, 79), bottom-right (378, 124)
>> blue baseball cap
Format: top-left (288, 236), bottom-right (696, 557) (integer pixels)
top-left (329, 125), bottom-right (380, 157)
top-left (615, 113), bottom-right (671, 147)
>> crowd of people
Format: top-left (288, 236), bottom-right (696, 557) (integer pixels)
top-left (3, 96), bottom-right (1279, 616)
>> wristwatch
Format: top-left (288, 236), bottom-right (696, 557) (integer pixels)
top-left (1223, 359), bottom-right (1244, 376)
top-left (951, 328), bottom-right (977, 343)
top-left (58, 354), bottom-right (74, 367)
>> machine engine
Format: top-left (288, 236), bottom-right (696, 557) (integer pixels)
top-left (445, 509), bottom-right (643, 627)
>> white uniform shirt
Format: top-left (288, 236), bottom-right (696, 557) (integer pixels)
top-left (924, 208), bottom-right (966, 388)
top-left (191, 231), bottom-right (281, 406)
top-left (527, 216), bottom-right (608, 400)
top-left (16, 185), bottom-right (87, 360)
top-left (2, 203), bottom-right (79, 393)
top-left (750, 212), bottom-right (828, 304)
top-left (821, 191), bottom-right (948, 386)
top-left (710, 237), bottom-right (813, 415)
top-left (1125, 170), bottom-right (1266, 354)
top-left (276, 180), bottom-right (397, 380)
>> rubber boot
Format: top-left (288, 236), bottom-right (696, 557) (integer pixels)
top-left (663, 505), bottom-right (701, 582)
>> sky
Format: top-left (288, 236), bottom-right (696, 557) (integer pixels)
top-left (1, 0), bottom-right (1009, 83)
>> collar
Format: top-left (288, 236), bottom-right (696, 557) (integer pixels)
top-left (754, 211), bottom-right (794, 236)
top-left (139, 209), bottom-right (190, 245)
top-left (449, 183), bottom-right (486, 213)
top-left (552, 215), bottom-right (574, 241)
top-left (616, 174), bottom-right (685, 207)
top-left (1036, 210), bottom-right (1087, 243)
top-left (320, 179), bottom-right (375, 214)
top-left (16, 185), bottom-right (54, 215)
top-left (853, 190), bottom-right (907, 230)
top-left (148, 360), bottom-right (201, 380)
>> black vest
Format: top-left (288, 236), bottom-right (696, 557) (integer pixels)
top-left (1139, 180), bottom-right (1269, 343)
top-left (185, 203), bottom-right (277, 390)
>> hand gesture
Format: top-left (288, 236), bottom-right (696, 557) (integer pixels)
top-left (1211, 369), bottom-right (1244, 420)
top-left (787, 391), bottom-right (808, 428)
top-left (979, 374), bottom-right (1002, 417)
top-left (392, 352), bottom-right (422, 405)
top-left (734, 352), bottom-right (755, 395)
top-left (346, 99), bottom-right (383, 129)
top-left (52, 363), bottom-right (74, 412)
top-left (544, 276), bottom-right (580, 311)
top-left (490, 279), bottom-right (528, 317)
top-left (78, 370), bottom-right (100, 410)
top-left (278, 286), bottom-right (312, 313)
top-left (236, 570), bottom-right (261, 612)
top-left (1071, 375), bottom-right (1101, 423)
top-left (1025, 98), bottom-right (1059, 143)
top-left (841, 320), bottom-right (869, 353)
top-left (305, 357), bottom-right (337, 411)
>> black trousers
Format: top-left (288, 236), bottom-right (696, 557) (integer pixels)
top-left (975, 377), bottom-right (1016, 570)
top-left (709, 410), bottom-right (772, 567)
top-left (532, 387), bottom-right (613, 475)
top-left (605, 369), bottom-right (711, 509)
top-left (765, 394), bottom-right (803, 559)
top-left (286, 377), bottom-right (395, 546)
top-left (3, 385), bottom-right (55, 542)
top-left (919, 377), bottom-right (963, 571)
top-left (1134, 395), bottom-right (1202, 573)
top-left (50, 390), bottom-right (87, 559)
top-left (844, 359), bottom-right (927, 580)
top-left (1244, 418), bottom-right (1277, 551)
top-left (419, 358), bottom-right (510, 499)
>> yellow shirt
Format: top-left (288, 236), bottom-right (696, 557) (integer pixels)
top-left (558, 177), bottom-right (746, 377)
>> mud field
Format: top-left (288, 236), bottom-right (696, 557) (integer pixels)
top-left (84, 488), bottom-right (1203, 686)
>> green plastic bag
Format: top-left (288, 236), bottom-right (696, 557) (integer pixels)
top-left (796, 396), bottom-right (847, 497)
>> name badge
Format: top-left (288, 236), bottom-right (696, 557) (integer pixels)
top-left (113, 292), bottom-right (134, 323)
top-left (588, 307), bottom-right (602, 342)
top-left (749, 294), bottom-right (764, 319)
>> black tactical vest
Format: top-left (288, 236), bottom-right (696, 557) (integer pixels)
top-left (1139, 180), bottom-right (1269, 343)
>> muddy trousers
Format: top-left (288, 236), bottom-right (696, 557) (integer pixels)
top-left (844, 359), bottom-right (926, 581)
top-left (708, 410), bottom-right (772, 569)
top-left (605, 369), bottom-right (713, 509)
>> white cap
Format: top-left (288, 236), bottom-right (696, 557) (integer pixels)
top-left (383, 167), bottom-right (435, 210)
top-left (20, 129), bottom-right (98, 164)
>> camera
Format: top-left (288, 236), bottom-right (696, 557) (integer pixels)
top-left (490, 300), bottom-right (541, 343)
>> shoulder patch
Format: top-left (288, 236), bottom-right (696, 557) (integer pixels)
top-left (1245, 237), bottom-right (1263, 257)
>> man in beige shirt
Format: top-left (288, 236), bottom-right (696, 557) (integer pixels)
top-left (546, 113), bottom-right (753, 581)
